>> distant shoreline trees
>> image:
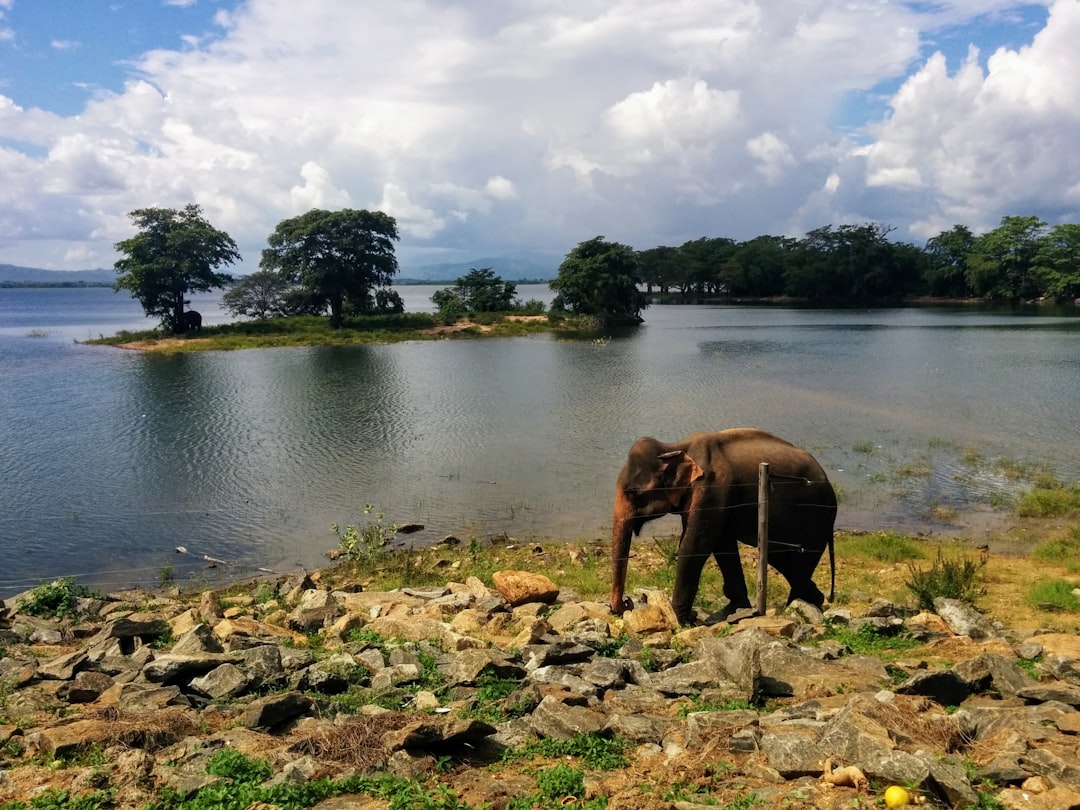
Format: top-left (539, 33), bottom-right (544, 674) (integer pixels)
top-left (638, 216), bottom-right (1080, 304)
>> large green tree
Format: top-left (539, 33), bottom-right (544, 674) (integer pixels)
top-left (221, 269), bottom-right (291, 320)
top-left (966, 215), bottom-right (1047, 300)
top-left (924, 225), bottom-right (976, 298)
top-left (1033, 223), bottom-right (1080, 301)
top-left (260, 208), bottom-right (399, 329)
top-left (113, 204), bottom-right (239, 334)
top-left (431, 268), bottom-right (518, 318)
top-left (550, 236), bottom-right (647, 324)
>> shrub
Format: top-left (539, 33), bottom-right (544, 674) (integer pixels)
top-left (206, 748), bottom-right (273, 783)
top-left (1030, 530), bottom-right (1080, 571)
top-left (332, 505), bottom-right (396, 565)
top-left (904, 548), bottom-right (985, 610)
top-left (1017, 478), bottom-right (1080, 518)
top-left (536, 763), bottom-right (585, 801)
top-left (17, 578), bottom-right (98, 620)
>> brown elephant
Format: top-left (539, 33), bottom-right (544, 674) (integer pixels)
top-left (609, 428), bottom-right (836, 626)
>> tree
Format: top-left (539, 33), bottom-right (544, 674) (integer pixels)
top-left (549, 236), bottom-right (647, 324)
top-left (222, 270), bottom-right (291, 319)
top-left (431, 268), bottom-right (518, 320)
top-left (260, 208), bottom-right (399, 329)
top-left (966, 215), bottom-right (1047, 300)
top-left (1033, 223), bottom-right (1080, 301)
top-left (924, 225), bottom-right (976, 298)
top-left (113, 204), bottom-right (239, 334)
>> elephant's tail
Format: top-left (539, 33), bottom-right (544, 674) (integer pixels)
top-left (827, 531), bottom-right (835, 603)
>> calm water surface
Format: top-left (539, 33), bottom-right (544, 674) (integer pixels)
top-left (1, 286), bottom-right (1078, 595)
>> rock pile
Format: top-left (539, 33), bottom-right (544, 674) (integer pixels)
top-left (1, 569), bottom-right (1079, 809)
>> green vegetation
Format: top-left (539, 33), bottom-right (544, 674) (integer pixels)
top-left (1031, 530), bottom-right (1080, 572)
top-left (550, 236), bottom-right (647, 325)
top-left (503, 733), bottom-right (629, 771)
top-left (639, 215), bottom-right (1080, 303)
top-left (431, 268), bottom-right (526, 321)
top-left (1028, 579), bottom-right (1080, 613)
top-left (0, 788), bottom-right (117, 810)
top-left (113, 204), bottom-right (240, 335)
top-left (260, 208), bottom-right (401, 329)
top-left (1017, 477), bottom-right (1080, 518)
top-left (843, 531), bottom-right (926, 564)
top-left (17, 577), bottom-right (98, 621)
top-left (822, 622), bottom-right (921, 658)
top-left (332, 505), bottom-right (397, 566)
top-left (221, 269), bottom-right (292, 320)
top-left (905, 548), bottom-right (986, 610)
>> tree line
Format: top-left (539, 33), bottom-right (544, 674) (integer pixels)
top-left (638, 217), bottom-right (1080, 303)
top-left (112, 205), bottom-right (1080, 336)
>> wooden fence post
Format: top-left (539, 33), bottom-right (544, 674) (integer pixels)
top-left (756, 462), bottom-right (769, 616)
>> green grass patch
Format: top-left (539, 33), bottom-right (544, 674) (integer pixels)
top-left (17, 577), bottom-right (100, 621)
top-left (1031, 530), bottom-right (1080, 572)
top-left (840, 531), bottom-right (925, 564)
top-left (821, 622), bottom-right (921, 658)
top-left (503, 733), bottom-right (629, 771)
top-left (1028, 579), bottom-right (1080, 613)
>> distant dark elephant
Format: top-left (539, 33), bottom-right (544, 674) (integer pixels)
top-left (183, 310), bottom-right (202, 332)
top-left (609, 428), bottom-right (836, 626)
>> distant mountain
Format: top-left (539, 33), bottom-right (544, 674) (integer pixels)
top-left (398, 253), bottom-right (558, 282)
top-left (0, 264), bottom-right (114, 286)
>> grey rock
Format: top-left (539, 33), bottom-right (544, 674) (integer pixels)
top-left (759, 732), bottom-right (826, 777)
top-left (354, 647), bottom-right (386, 673)
top-left (189, 663), bottom-right (250, 699)
top-left (288, 589), bottom-right (342, 632)
top-left (933, 598), bottom-right (999, 640)
top-left (954, 653), bottom-right (1037, 697)
top-left (299, 652), bottom-right (362, 694)
top-left (521, 640), bottom-right (595, 670)
top-left (787, 599), bottom-right (824, 625)
top-left (440, 648), bottom-right (525, 686)
top-left (683, 710), bottom-right (760, 750)
top-left (602, 713), bottom-right (671, 744)
top-left (649, 659), bottom-right (735, 697)
top-left (371, 663), bottom-right (421, 691)
top-left (1022, 747), bottom-right (1080, 790)
top-left (235, 644), bottom-right (286, 687)
top-left (383, 716), bottom-right (497, 752)
top-left (896, 669), bottom-right (970, 707)
top-left (1017, 684), bottom-right (1080, 707)
top-left (580, 658), bottom-right (631, 690)
top-left (526, 665), bottom-right (598, 697)
top-left (858, 747), bottom-right (930, 787)
top-left (238, 690), bottom-right (314, 730)
top-left (63, 671), bottom-right (115, 703)
top-left (36, 650), bottom-right (88, 681)
top-left (729, 725), bottom-right (763, 753)
top-left (527, 695), bottom-right (605, 740)
top-left (170, 624), bottom-right (224, 655)
top-left (141, 653), bottom-right (232, 685)
top-left (924, 755), bottom-right (981, 809)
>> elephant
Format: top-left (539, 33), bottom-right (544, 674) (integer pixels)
top-left (609, 428), bottom-right (836, 626)
top-left (182, 310), bottom-right (202, 332)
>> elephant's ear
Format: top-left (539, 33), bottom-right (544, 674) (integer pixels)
top-left (658, 450), bottom-right (704, 508)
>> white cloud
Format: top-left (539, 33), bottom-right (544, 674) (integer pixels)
top-left (0, 0), bottom-right (1076, 269)
top-left (50, 39), bottom-right (80, 51)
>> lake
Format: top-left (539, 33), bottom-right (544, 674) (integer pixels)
top-left (1, 285), bottom-right (1078, 596)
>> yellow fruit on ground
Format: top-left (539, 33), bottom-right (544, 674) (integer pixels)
top-left (884, 785), bottom-right (910, 808)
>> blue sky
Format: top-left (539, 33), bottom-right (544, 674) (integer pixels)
top-left (1, 1), bottom-right (1077, 271)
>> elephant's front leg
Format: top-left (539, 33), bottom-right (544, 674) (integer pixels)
top-left (714, 545), bottom-right (752, 618)
top-left (671, 513), bottom-right (713, 626)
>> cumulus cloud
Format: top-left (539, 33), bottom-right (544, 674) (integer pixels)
top-left (0, 0), bottom-right (1076, 269)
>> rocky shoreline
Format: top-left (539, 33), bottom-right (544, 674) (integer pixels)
top-left (2, 566), bottom-right (1080, 809)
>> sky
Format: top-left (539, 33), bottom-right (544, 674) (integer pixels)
top-left (1, 0), bottom-right (1078, 272)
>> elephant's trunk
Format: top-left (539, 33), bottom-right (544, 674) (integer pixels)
top-left (609, 489), bottom-right (636, 615)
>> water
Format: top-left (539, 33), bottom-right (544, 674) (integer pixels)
top-left (1, 286), bottom-right (1078, 596)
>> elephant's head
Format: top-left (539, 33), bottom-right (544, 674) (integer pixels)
top-left (609, 438), bottom-right (703, 614)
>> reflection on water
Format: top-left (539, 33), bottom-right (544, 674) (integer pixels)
top-left (1, 288), bottom-right (1078, 595)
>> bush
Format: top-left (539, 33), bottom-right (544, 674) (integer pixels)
top-left (844, 531), bottom-right (925, 563)
top-left (904, 548), bottom-right (985, 610)
top-left (1017, 478), bottom-right (1080, 517)
top-left (17, 578), bottom-right (97, 620)
top-left (1030, 529), bottom-right (1080, 571)
top-left (332, 505), bottom-right (396, 566)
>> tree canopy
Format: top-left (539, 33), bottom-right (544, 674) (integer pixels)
top-left (635, 215), bottom-right (1080, 304)
top-left (550, 237), bottom-right (647, 324)
top-left (260, 208), bottom-right (399, 328)
top-left (431, 268), bottom-right (518, 320)
top-left (221, 269), bottom-right (291, 320)
top-left (113, 204), bottom-right (239, 334)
